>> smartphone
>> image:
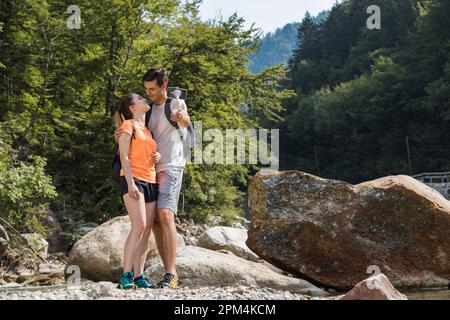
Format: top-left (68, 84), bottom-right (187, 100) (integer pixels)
top-left (168, 87), bottom-right (188, 100)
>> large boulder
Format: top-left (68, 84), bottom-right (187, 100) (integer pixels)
top-left (340, 273), bottom-right (408, 300)
top-left (67, 216), bottom-right (185, 282)
top-left (198, 227), bottom-right (259, 262)
top-left (145, 246), bottom-right (328, 297)
top-left (247, 170), bottom-right (450, 290)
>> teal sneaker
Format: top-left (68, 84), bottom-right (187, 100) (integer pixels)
top-left (117, 272), bottom-right (137, 290)
top-left (134, 274), bottom-right (156, 289)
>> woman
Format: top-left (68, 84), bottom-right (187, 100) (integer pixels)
top-left (114, 93), bottom-right (161, 289)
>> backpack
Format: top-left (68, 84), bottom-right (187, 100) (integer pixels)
top-left (145, 98), bottom-right (196, 149)
top-left (111, 125), bottom-right (136, 183)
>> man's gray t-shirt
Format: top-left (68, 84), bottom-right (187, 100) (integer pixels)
top-left (148, 99), bottom-right (188, 173)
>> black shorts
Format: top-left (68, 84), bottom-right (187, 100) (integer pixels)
top-left (119, 176), bottom-right (158, 203)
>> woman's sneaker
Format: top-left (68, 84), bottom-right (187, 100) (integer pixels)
top-left (134, 274), bottom-right (156, 289)
top-left (117, 272), bottom-right (137, 290)
top-left (157, 273), bottom-right (179, 289)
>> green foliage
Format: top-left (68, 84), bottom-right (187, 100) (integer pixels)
top-left (0, 154), bottom-right (57, 235)
top-left (0, 0), bottom-right (290, 236)
top-left (281, 0), bottom-right (450, 183)
top-left (248, 11), bottom-right (329, 74)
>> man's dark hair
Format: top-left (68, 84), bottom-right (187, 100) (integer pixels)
top-left (142, 68), bottom-right (169, 87)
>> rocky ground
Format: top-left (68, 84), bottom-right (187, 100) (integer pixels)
top-left (0, 282), bottom-right (338, 300)
top-left (2, 193), bottom-right (448, 300)
top-left (1, 217), bottom-right (333, 301)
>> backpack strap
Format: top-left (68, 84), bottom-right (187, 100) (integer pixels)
top-left (146, 98), bottom-right (184, 139)
top-left (145, 98), bottom-right (179, 130)
top-left (145, 103), bottom-right (153, 128)
top-left (164, 98), bottom-right (180, 130)
top-left (145, 103), bottom-right (156, 137)
top-left (131, 126), bottom-right (136, 141)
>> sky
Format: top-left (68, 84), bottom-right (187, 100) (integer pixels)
top-left (199, 0), bottom-right (338, 34)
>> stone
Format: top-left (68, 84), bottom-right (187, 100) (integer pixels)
top-left (0, 224), bottom-right (9, 257)
top-left (67, 216), bottom-right (185, 282)
top-left (16, 272), bottom-right (34, 284)
top-left (79, 279), bottom-right (95, 286)
top-left (86, 282), bottom-right (116, 299)
top-left (247, 170), bottom-right (450, 290)
top-left (340, 273), bottom-right (408, 300)
top-left (232, 216), bottom-right (251, 230)
top-left (232, 286), bottom-right (247, 294)
top-left (0, 282), bottom-right (22, 288)
top-left (185, 237), bottom-right (198, 246)
top-left (0, 237), bottom-right (7, 257)
top-left (39, 263), bottom-right (65, 274)
top-left (3, 274), bottom-right (18, 283)
top-left (76, 222), bottom-right (99, 235)
top-left (24, 272), bottom-right (65, 286)
top-left (21, 233), bottom-right (49, 260)
top-left (198, 227), bottom-right (259, 262)
top-left (145, 246), bottom-right (328, 297)
top-left (44, 210), bottom-right (69, 253)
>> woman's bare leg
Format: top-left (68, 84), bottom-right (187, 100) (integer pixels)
top-left (132, 201), bottom-right (157, 277)
top-left (123, 194), bottom-right (147, 273)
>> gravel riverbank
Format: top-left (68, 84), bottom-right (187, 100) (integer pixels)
top-left (0, 282), bottom-right (334, 300)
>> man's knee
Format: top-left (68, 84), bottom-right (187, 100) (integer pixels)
top-left (157, 209), bottom-right (175, 226)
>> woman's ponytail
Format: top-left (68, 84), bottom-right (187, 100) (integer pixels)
top-left (114, 110), bottom-right (125, 127)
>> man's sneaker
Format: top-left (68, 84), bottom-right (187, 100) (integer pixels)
top-left (134, 274), bottom-right (156, 289)
top-left (117, 272), bottom-right (137, 290)
top-left (157, 273), bottom-right (179, 289)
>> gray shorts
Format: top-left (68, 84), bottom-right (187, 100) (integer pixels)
top-left (156, 169), bottom-right (184, 216)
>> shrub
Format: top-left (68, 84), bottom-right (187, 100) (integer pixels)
top-left (0, 155), bottom-right (58, 235)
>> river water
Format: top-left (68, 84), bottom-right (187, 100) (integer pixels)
top-left (404, 289), bottom-right (450, 300)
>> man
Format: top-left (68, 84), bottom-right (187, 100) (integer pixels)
top-left (115, 68), bottom-right (191, 289)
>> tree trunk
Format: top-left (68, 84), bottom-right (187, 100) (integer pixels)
top-left (105, 22), bottom-right (118, 116)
